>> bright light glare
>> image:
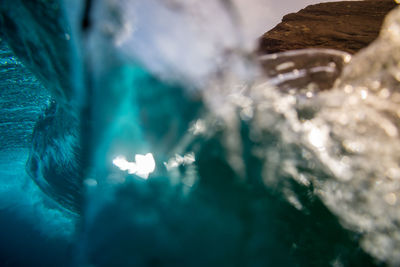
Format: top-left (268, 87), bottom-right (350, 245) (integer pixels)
top-left (308, 127), bottom-right (325, 150)
top-left (113, 153), bottom-right (156, 179)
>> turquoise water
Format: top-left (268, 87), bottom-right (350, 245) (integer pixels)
top-left (1, 0), bottom-right (400, 266)
top-left (0, 39), bottom-right (74, 265)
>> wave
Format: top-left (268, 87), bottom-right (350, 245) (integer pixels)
top-left (1, 0), bottom-right (400, 266)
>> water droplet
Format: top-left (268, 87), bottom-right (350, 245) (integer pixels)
top-left (378, 88), bottom-right (390, 99)
top-left (384, 193), bottom-right (397, 205)
top-left (275, 61), bottom-right (295, 71)
top-left (360, 89), bottom-right (368, 100)
top-left (344, 85), bottom-right (354, 94)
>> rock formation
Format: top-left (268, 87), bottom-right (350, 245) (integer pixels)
top-left (258, 0), bottom-right (398, 54)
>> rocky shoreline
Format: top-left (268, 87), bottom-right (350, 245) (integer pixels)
top-left (258, 0), bottom-right (398, 54)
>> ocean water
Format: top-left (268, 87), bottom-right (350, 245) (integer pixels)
top-left (0, 0), bottom-right (400, 266)
top-left (0, 39), bottom-right (75, 265)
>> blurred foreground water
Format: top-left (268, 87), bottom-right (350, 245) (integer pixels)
top-left (0, 0), bottom-right (400, 266)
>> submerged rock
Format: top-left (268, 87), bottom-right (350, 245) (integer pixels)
top-left (259, 0), bottom-right (397, 55)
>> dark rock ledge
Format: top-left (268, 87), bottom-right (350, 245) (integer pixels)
top-left (258, 0), bottom-right (398, 55)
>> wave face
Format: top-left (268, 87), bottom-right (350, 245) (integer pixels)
top-left (0, 38), bottom-right (75, 266)
top-left (27, 101), bottom-right (83, 214)
top-left (0, 39), bottom-right (50, 149)
top-left (0, 0), bottom-right (84, 214)
top-left (1, 0), bottom-right (400, 266)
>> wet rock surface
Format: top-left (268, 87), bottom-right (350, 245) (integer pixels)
top-left (258, 0), bottom-right (398, 55)
top-left (258, 48), bottom-right (351, 91)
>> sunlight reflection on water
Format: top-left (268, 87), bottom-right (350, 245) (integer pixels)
top-left (113, 153), bottom-right (156, 179)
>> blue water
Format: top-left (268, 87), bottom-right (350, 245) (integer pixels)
top-left (0, 37), bottom-right (374, 265)
top-left (0, 0), bottom-right (395, 266)
top-left (0, 150), bottom-right (73, 266)
top-left (0, 39), bottom-right (75, 266)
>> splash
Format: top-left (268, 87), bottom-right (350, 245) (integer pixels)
top-left (1, 0), bottom-right (400, 266)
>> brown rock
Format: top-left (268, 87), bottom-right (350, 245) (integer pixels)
top-left (258, 0), bottom-right (398, 54)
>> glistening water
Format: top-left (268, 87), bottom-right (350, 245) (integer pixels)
top-left (0, 0), bottom-right (400, 266)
